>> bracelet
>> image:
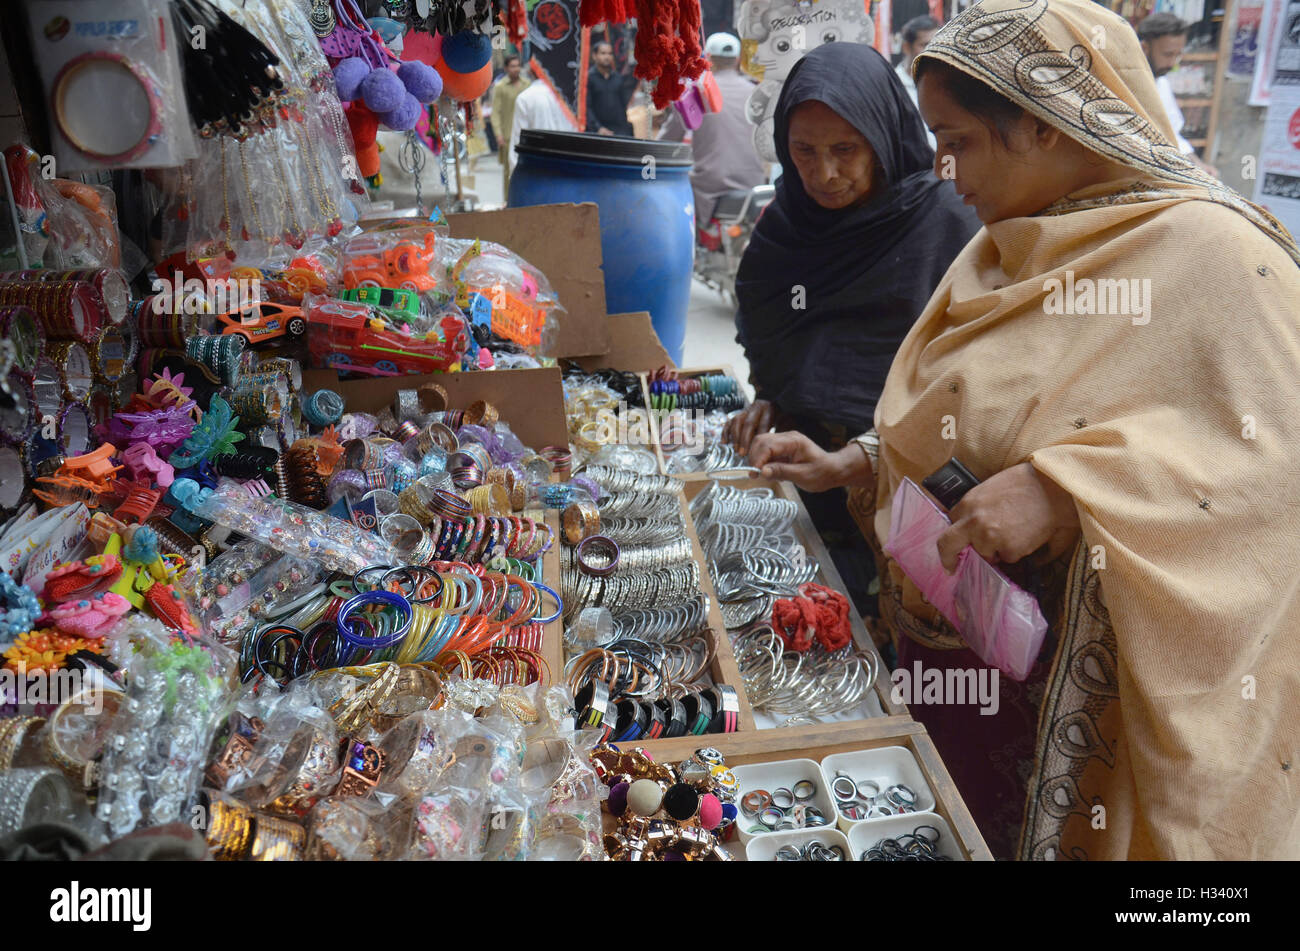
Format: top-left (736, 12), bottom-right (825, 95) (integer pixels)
top-left (532, 582), bottom-right (562, 624)
top-left (576, 534), bottom-right (620, 576)
top-left (52, 52), bottom-right (165, 164)
top-left (562, 499), bottom-right (600, 546)
top-left (0, 766), bottom-right (75, 837)
top-left (337, 590), bottom-right (413, 649)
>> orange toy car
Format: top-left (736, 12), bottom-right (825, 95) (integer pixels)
top-left (342, 231), bottom-right (439, 292)
top-left (217, 301), bottom-right (308, 346)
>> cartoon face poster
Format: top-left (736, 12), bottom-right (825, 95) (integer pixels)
top-left (733, 0), bottom-right (877, 162)
top-left (734, 0), bottom-right (877, 83)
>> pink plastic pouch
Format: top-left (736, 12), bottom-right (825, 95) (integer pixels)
top-left (883, 478), bottom-right (1048, 681)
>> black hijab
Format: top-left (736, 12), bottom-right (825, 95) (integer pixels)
top-left (735, 42), bottom-right (980, 440)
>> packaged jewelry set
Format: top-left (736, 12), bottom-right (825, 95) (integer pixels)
top-left (27, 0), bottom-right (198, 172)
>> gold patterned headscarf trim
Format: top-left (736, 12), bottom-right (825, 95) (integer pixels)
top-left (916, 0), bottom-right (1300, 264)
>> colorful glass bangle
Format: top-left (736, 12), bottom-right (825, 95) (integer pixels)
top-left (336, 590), bottom-right (412, 649)
top-left (52, 52), bottom-right (165, 164)
top-left (532, 582), bottom-right (562, 624)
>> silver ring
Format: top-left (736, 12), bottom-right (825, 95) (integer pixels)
top-left (771, 787), bottom-right (795, 810)
top-left (831, 775), bottom-right (858, 804)
top-left (792, 779), bottom-right (816, 801)
top-left (856, 779), bottom-right (880, 801)
top-left (886, 783), bottom-right (917, 807)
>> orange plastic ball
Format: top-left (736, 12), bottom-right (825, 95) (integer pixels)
top-left (434, 59), bottom-right (492, 102)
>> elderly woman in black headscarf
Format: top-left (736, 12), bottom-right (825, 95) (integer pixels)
top-left (724, 40), bottom-right (979, 613)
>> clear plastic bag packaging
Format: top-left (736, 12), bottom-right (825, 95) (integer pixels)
top-left (197, 540), bottom-right (319, 644)
top-left (27, 0), bottom-right (197, 172)
top-left (439, 238), bottom-right (564, 357)
top-left (94, 635), bottom-right (235, 839)
top-left (194, 478), bottom-right (397, 574)
top-left (225, 703), bottom-right (342, 818)
top-left (306, 795), bottom-right (406, 860)
top-left (883, 477), bottom-right (1048, 681)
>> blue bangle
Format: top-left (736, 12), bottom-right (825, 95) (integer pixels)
top-left (337, 590), bottom-right (412, 648)
top-left (532, 582), bottom-right (562, 624)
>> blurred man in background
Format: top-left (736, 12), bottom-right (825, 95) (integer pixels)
top-left (586, 41), bottom-right (637, 136)
top-left (1138, 12), bottom-right (1219, 176)
top-left (490, 55), bottom-right (530, 190)
top-left (658, 33), bottom-right (769, 228)
top-left (896, 15), bottom-right (938, 148)
top-left (511, 73), bottom-right (577, 170)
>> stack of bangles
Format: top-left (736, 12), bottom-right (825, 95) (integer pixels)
top-left (565, 641), bottom-right (739, 742)
top-left (236, 564), bottom-right (561, 686)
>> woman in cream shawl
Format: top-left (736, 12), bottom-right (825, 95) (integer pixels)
top-left (750, 0), bottom-right (1300, 860)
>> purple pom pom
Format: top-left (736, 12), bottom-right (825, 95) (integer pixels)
top-left (440, 30), bottom-right (493, 73)
top-left (607, 781), bottom-right (629, 817)
top-left (332, 57), bottom-right (370, 102)
top-left (397, 60), bottom-right (443, 103)
top-left (379, 92), bottom-right (423, 131)
top-left (361, 67), bottom-right (406, 113)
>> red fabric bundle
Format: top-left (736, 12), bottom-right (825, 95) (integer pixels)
top-left (772, 583), bottom-right (853, 653)
top-left (580, 0), bottom-right (707, 108)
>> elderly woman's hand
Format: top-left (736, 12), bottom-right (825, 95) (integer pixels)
top-left (749, 431), bottom-right (872, 493)
top-left (936, 462), bottom-right (1080, 572)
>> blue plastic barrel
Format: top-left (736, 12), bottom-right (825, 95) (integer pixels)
top-left (508, 130), bottom-right (694, 364)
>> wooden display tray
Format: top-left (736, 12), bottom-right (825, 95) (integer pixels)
top-left (680, 475), bottom-right (907, 720)
top-left (549, 483), bottom-right (757, 732)
top-left (631, 720), bottom-right (993, 861)
top-left (639, 364), bottom-right (749, 479)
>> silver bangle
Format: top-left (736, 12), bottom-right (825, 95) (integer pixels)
top-left (0, 766), bottom-right (75, 837)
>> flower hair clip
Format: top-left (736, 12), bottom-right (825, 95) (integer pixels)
top-left (169, 395), bottom-right (245, 469)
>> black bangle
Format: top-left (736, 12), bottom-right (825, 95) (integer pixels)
top-left (682, 690), bottom-right (714, 736)
top-left (707, 684), bottom-right (741, 734)
top-left (656, 697), bottom-right (689, 738)
top-left (574, 680), bottom-right (613, 741)
top-left (613, 698), bottom-right (649, 742)
top-left (642, 699), bottom-right (667, 740)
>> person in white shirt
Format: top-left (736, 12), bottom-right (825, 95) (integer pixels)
top-left (895, 15), bottom-right (939, 148)
top-left (510, 73), bottom-right (578, 164)
top-left (1138, 11), bottom-right (1219, 177)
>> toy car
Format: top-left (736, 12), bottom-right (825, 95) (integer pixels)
top-left (341, 286), bottom-right (421, 323)
top-left (342, 232), bottom-right (439, 292)
top-left (216, 301), bottom-right (308, 346)
top-left (306, 296), bottom-right (467, 375)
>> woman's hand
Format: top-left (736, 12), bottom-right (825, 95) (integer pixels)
top-left (748, 431), bottom-right (872, 493)
top-left (723, 399), bottom-right (776, 454)
top-left (936, 462), bottom-right (1080, 573)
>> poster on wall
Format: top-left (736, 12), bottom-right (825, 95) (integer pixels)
top-left (1251, 0), bottom-right (1287, 104)
top-left (1252, 83), bottom-right (1300, 237)
top-left (733, 0), bottom-right (877, 161)
top-left (1229, 0), bottom-right (1266, 76)
top-left (526, 0), bottom-right (583, 126)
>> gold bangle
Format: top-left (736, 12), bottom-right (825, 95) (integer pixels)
top-left (249, 813), bottom-right (306, 861)
top-left (0, 716), bottom-right (46, 770)
top-left (464, 400), bottom-right (499, 427)
top-left (206, 795), bottom-right (255, 861)
top-left (562, 499), bottom-right (600, 546)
